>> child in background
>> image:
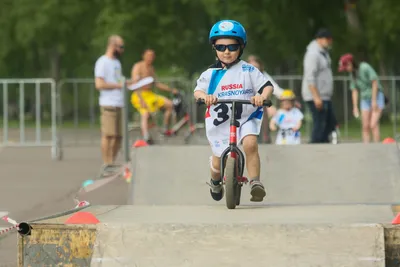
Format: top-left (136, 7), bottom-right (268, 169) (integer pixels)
top-left (270, 90), bottom-right (304, 145)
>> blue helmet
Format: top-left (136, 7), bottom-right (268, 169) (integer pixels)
top-left (209, 20), bottom-right (247, 46)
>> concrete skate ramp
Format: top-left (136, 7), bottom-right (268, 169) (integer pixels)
top-left (130, 143), bottom-right (400, 205)
top-left (17, 143), bottom-right (400, 266)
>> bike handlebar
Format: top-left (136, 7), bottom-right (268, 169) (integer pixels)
top-left (196, 98), bottom-right (272, 107)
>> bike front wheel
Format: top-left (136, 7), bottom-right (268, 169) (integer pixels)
top-left (225, 157), bottom-right (238, 209)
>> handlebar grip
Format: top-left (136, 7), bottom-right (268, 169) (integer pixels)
top-left (196, 98), bottom-right (206, 105)
top-left (196, 98), bottom-right (272, 107)
top-left (263, 100), bottom-right (272, 107)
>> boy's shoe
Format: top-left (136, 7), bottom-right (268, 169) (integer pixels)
top-left (207, 179), bottom-right (224, 201)
top-left (250, 179), bottom-right (266, 202)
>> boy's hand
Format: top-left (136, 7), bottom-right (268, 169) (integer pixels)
top-left (204, 95), bottom-right (218, 106)
top-left (270, 123), bottom-right (277, 131)
top-left (251, 95), bottom-right (266, 107)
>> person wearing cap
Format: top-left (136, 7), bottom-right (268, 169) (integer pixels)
top-left (247, 55), bottom-right (282, 143)
top-left (338, 53), bottom-right (386, 143)
top-left (301, 28), bottom-right (337, 143)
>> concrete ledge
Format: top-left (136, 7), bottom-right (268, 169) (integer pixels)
top-left (18, 222), bottom-right (400, 267)
top-left (18, 224), bottom-right (96, 266)
top-left (384, 224), bottom-right (400, 267)
top-left (91, 223), bottom-right (386, 267)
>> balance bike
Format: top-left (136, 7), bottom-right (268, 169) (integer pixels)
top-left (197, 98), bottom-right (271, 209)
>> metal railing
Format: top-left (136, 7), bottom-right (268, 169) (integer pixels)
top-left (1, 75), bottom-right (399, 160)
top-left (271, 75), bottom-right (399, 139)
top-left (0, 79), bottom-right (59, 159)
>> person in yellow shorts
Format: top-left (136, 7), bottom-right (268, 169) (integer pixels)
top-left (130, 49), bottom-right (178, 144)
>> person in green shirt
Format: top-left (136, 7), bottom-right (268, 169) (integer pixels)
top-left (338, 53), bottom-right (386, 143)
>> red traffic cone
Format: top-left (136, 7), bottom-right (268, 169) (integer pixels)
top-left (65, 212), bottom-right (100, 224)
top-left (392, 213), bottom-right (400, 225)
top-left (132, 139), bottom-right (148, 148)
top-left (383, 137), bottom-right (395, 144)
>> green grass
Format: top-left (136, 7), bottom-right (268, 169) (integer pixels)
top-left (1, 117), bottom-right (399, 141)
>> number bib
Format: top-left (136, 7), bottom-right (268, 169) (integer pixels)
top-left (211, 102), bottom-right (244, 126)
top-left (204, 103), bottom-right (263, 156)
top-left (194, 60), bottom-right (271, 157)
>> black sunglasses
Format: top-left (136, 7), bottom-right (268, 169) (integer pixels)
top-left (214, 44), bottom-right (240, 52)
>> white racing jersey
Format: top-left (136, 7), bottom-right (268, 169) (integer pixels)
top-left (273, 108), bottom-right (304, 145)
top-left (194, 60), bottom-right (278, 157)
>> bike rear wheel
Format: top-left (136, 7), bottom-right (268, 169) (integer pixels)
top-left (225, 157), bottom-right (238, 209)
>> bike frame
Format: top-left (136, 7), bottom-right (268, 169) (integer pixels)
top-left (219, 101), bottom-right (246, 182)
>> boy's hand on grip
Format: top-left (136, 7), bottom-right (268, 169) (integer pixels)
top-left (251, 95), bottom-right (266, 107)
top-left (204, 95), bottom-right (218, 106)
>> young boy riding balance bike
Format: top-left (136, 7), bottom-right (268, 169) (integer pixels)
top-left (193, 20), bottom-right (276, 203)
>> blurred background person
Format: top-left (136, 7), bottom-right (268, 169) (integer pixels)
top-left (247, 55), bottom-right (281, 143)
top-left (338, 53), bottom-right (386, 143)
top-left (269, 90), bottom-right (304, 145)
top-left (130, 49), bottom-right (178, 144)
top-left (301, 28), bottom-right (337, 144)
top-left (247, 55), bottom-right (302, 143)
top-left (94, 35), bottom-right (125, 173)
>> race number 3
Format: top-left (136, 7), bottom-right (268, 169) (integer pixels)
top-left (213, 103), bottom-right (243, 126)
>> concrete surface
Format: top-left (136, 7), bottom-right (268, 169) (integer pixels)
top-left (34, 204), bottom-right (397, 225)
top-left (130, 143), bottom-right (400, 205)
top-left (89, 223), bottom-right (385, 267)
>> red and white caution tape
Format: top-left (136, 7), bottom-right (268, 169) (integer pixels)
top-left (0, 224), bottom-right (19, 236)
top-left (0, 215), bottom-right (20, 236)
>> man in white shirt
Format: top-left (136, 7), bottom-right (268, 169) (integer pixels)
top-left (94, 35), bottom-right (125, 170)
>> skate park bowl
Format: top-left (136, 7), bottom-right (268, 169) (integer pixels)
top-left (16, 143), bottom-right (400, 266)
